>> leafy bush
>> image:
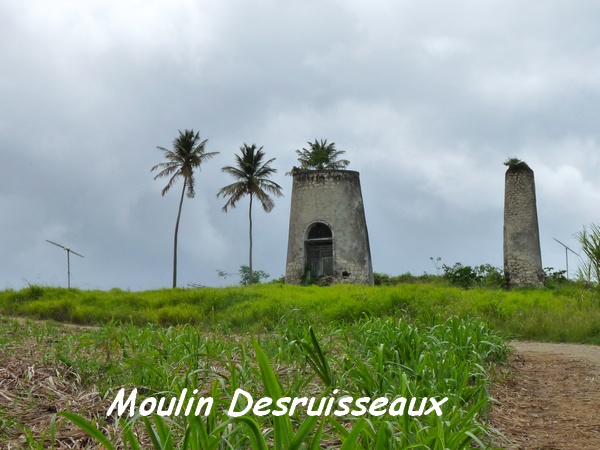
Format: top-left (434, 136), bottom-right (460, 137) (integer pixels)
top-left (238, 265), bottom-right (270, 285)
top-left (373, 272), bottom-right (441, 286)
top-left (503, 157), bottom-right (530, 170)
top-left (543, 267), bottom-right (569, 289)
top-left (442, 263), bottom-right (505, 289)
top-left (217, 265), bottom-right (271, 285)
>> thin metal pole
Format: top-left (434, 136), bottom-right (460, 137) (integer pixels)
top-left (46, 240), bottom-right (84, 288)
top-left (553, 238), bottom-right (578, 279)
top-left (67, 250), bottom-right (71, 289)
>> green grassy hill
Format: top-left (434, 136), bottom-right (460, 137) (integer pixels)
top-left (2, 281), bottom-right (599, 343)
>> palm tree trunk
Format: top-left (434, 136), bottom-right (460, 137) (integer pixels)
top-left (248, 193), bottom-right (253, 284)
top-left (173, 179), bottom-right (187, 288)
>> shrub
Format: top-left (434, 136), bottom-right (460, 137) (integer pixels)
top-left (543, 267), bottom-right (569, 289)
top-left (238, 265), bottom-right (270, 285)
top-left (373, 272), bottom-right (441, 286)
top-left (503, 157), bottom-right (530, 170)
top-left (442, 263), bottom-right (505, 289)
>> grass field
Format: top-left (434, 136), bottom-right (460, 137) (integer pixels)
top-left (1, 281), bottom-right (599, 448)
top-left (1, 281), bottom-right (599, 343)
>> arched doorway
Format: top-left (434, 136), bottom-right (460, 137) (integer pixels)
top-left (305, 222), bottom-right (333, 278)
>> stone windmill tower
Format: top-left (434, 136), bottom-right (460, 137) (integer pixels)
top-left (503, 158), bottom-right (545, 287)
top-left (284, 141), bottom-right (373, 285)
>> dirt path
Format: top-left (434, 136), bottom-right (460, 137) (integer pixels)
top-left (489, 341), bottom-right (600, 449)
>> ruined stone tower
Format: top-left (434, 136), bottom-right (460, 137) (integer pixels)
top-left (503, 160), bottom-right (545, 287)
top-left (285, 170), bottom-right (374, 285)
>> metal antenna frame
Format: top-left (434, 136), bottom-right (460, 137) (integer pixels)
top-left (553, 238), bottom-right (579, 279)
top-left (45, 240), bottom-right (85, 288)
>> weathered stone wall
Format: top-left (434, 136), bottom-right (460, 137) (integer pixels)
top-left (285, 170), bottom-right (374, 285)
top-left (503, 165), bottom-right (545, 287)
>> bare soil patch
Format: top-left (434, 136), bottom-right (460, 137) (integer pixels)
top-left (489, 341), bottom-right (600, 449)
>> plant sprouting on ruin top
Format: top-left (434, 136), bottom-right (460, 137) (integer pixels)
top-left (287, 139), bottom-right (350, 174)
top-left (503, 157), bottom-right (530, 171)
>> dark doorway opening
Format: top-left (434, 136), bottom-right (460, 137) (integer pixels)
top-left (305, 222), bottom-right (333, 277)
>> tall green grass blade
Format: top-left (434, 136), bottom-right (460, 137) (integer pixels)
top-left (465, 430), bottom-right (487, 449)
top-left (142, 416), bottom-right (165, 450)
top-left (182, 415), bottom-right (208, 450)
top-left (58, 412), bottom-right (115, 450)
top-left (121, 419), bottom-right (142, 450)
top-left (308, 418), bottom-right (327, 450)
top-left (288, 414), bottom-right (321, 450)
top-left (374, 421), bottom-right (392, 450)
top-left (252, 340), bottom-right (293, 449)
top-left (340, 418), bottom-right (368, 450)
top-left (327, 416), bottom-right (350, 439)
top-left (152, 414), bottom-right (174, 449)
top-left (49, 413), bottom-right (57, 450)
top-left (308, 325), bottom-right (334, 386)
top-left (230, 416), bottom-right (269, 450)
top-left (294, 326), bottom-right (334, 387)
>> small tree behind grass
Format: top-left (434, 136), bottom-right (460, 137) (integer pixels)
top-left (442, 263), bottom-right (505, 289)
top-left (217, 265), bottom-right (270, 285)
top-left (239, 265), bottom-right (269, 285)
top-left (575, 224), bottom-right (600, 285)
top-left (543, 267), bottom-right (569, 289)
top-left (373, 272), bottom-right (442, 286)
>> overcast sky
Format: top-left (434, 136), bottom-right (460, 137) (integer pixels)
top-left (2, 1), bottom-right (600, 290)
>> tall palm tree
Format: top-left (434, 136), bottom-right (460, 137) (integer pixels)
top-left (217, 144), bottom-right (283, 284)
top-left (151, 129), bottom-right (219, 288)
top-left (295, 139), bottom-right (350, 170)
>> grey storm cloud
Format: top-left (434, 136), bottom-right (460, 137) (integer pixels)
top-left (2, 0), bottom-right (600, 290)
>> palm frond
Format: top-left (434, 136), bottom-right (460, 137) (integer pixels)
top-left (218, 143), bottom-right (283, 212)
top-left (258, 179), bottom-right (284, 197)
top-left (255, 158), bottom-right (278, 178)
top-left (152, 129), bottom-right (219, 198)
top-left (217, 182), bottom-right (248, 211)
top-left (161, 172), bottom-right (183, 196)
top-left (255, 189), bottom-right (276, 212)
top-left (152, 163), bottom-right (181, 180)
top-left (221, 165), bottom-right (249, 181)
